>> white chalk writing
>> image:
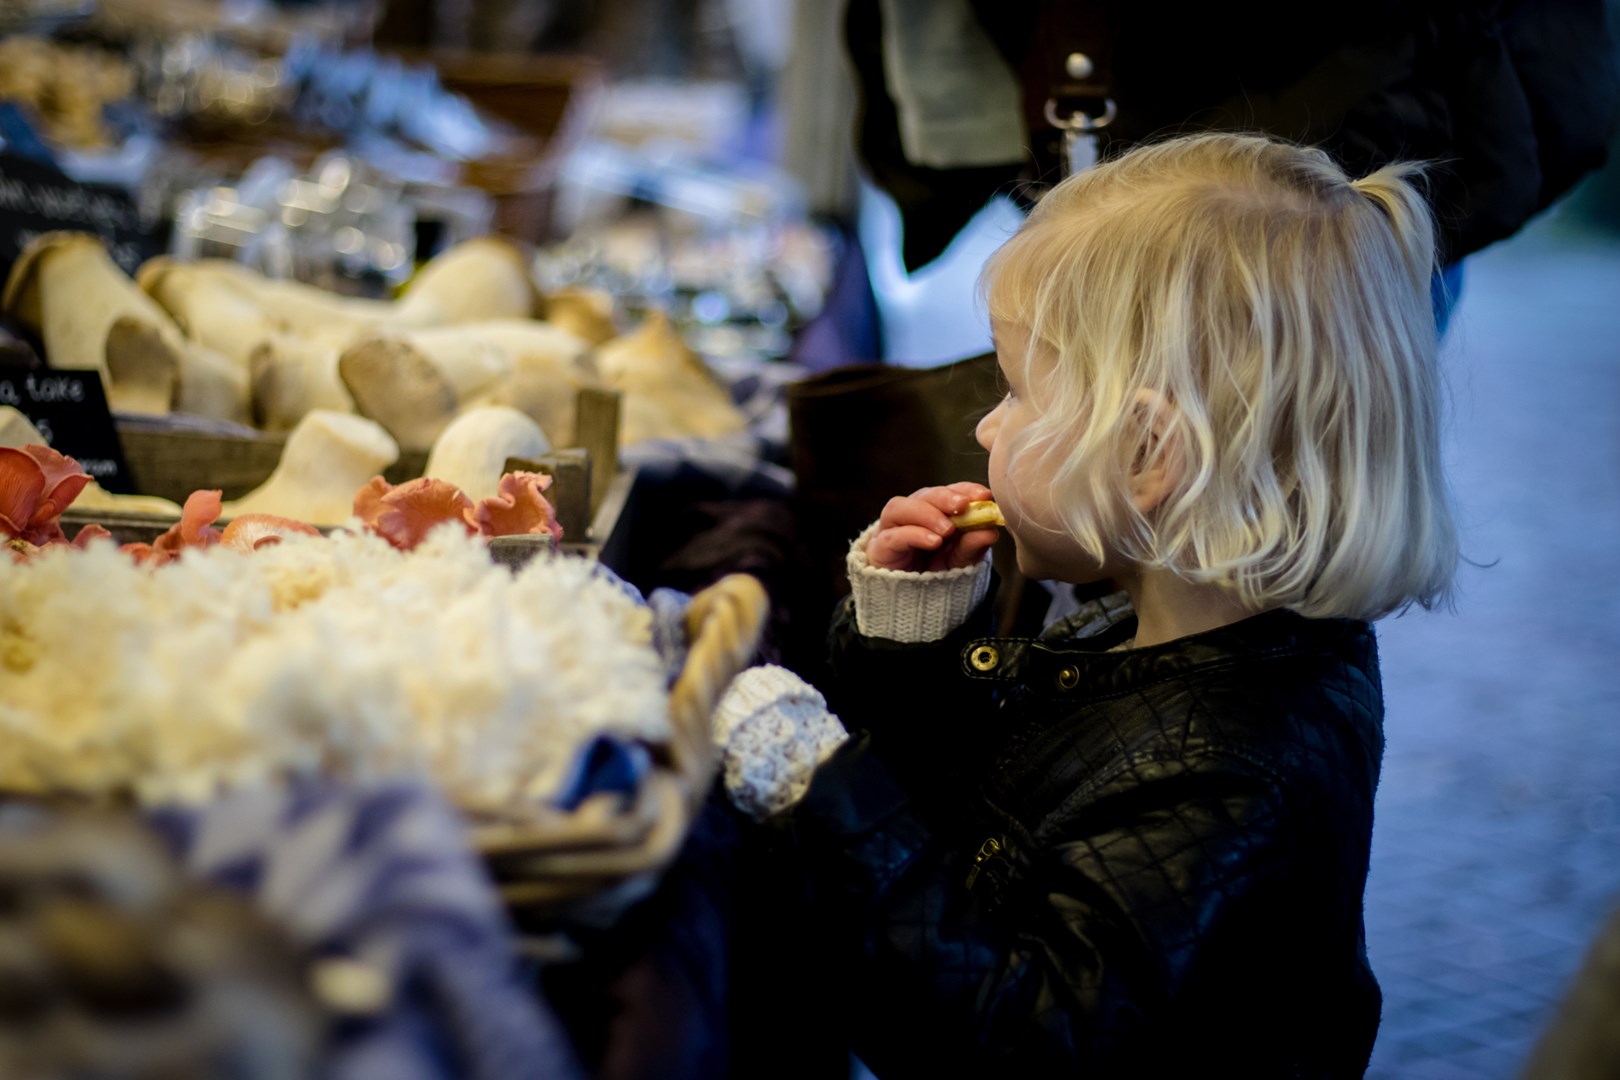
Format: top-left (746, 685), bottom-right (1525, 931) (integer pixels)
top-left (0, 168), bottom-right (138, 230)
top-left (77, 457), bottom-right (117, 478)
top-left (0, 374), bottom-right (89, 405)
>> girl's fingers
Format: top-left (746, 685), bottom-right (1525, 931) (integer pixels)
top-left (872, 484), bottom-right (1000, 569)
top-left (867, 524), bottom-right (947, 570)
top-left (912, 483), bottom-right (995, 517)
top-left (941, 480), bottom-right (995, 502)
top-left (882, 495), bottom-right (955, 536)
top-left (947, 527), bottom-right (999, 569)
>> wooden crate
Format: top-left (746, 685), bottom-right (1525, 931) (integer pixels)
top-left (59, 463), bottom-right (637, 572)
top-left (116, 424), bottom-right (427, 502)
top-left (109, 387), bottom-right (626, 561)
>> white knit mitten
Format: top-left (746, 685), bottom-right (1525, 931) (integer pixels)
top-left (711, 665), bottom-right (848, 820)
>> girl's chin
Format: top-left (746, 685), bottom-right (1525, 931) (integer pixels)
top-left (1014, 546), bottom-right (1111, 587)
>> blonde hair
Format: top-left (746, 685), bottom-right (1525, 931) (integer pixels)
top-left (982, 133), bottom-right (1457, 620)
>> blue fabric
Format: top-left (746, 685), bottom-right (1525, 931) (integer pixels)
top-left (0, 106), bottom-right (58, 166)
top-left (553, 736), bottom-right (652, 811)
top-left (145, 778), bottom-right (584, 1080)
top-left (648, 586), bottom-right (696, 687)
top-left (1432, 261), bottom-right (1466, 339)
top-left (580, 558), bottom-right (649, 606)
top-left (791, 228), bottom-right (882, 373)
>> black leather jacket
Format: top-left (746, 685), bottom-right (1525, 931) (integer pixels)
top-left (778, 589), bottom-right (1386, 1078)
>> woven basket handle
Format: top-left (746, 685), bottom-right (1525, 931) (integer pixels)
top-left (666, 574), bottom-right (769, 800)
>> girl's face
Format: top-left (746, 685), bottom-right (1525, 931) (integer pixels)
top-left (976, 321), bottom-right (1117, 584)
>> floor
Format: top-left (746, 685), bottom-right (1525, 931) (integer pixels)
top-left (1362, 211), bottom-right (1620, 1078)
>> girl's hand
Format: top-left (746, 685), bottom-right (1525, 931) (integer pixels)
top-left (867, 482), bottom-right (999, 572)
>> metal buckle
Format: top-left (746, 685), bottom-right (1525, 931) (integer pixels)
top-left (1043, 97), bottom-right (1118, 134)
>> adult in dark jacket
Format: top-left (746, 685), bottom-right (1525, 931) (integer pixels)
top-left (848, 0), bottom-right (1620, 271)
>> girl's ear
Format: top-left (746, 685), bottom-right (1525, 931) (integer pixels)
top-left (1127, 389), bottom-right (1184, 516)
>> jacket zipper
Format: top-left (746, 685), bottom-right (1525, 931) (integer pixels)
top-left (964, 836), bottom-right (1005, 890)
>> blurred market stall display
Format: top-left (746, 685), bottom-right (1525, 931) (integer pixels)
top-left (133, 39), bottom-right (597, 282)
top-left (0, 0), bottom-right (95, 35)
top-left (170, 153), bottom-right (444, 293)
top-left (0, 2), bottom-right (827, 628)
top-left (541, 137), bottom-right (836, 364)
top-left (0, 36), bottom-right (135, 149)
top-left (3, 229), bottom-right (745, 454)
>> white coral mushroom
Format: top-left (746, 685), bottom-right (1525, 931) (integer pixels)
top-left (0, 530), bottom-right (667, 807)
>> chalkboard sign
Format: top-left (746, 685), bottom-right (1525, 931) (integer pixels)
top-left (0, 153), bottom-right (155, 281)
top-left (0, 365), bottom-right (134, 492)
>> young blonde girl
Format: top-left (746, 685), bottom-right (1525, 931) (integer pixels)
top-left (741, 133), bottom-right (1458, 1077)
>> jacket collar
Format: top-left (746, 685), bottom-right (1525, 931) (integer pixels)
top-left (961, 608), bottom-right (1372, 700)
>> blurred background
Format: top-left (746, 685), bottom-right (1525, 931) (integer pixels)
top-left (1361, 179), bottom-right (1620, 1078)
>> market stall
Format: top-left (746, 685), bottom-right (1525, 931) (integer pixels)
top-left (0, 0), bottom-right (837, 1074)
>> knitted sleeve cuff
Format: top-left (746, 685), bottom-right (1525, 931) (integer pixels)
top-left (845, 522), bottom-right (994, 643)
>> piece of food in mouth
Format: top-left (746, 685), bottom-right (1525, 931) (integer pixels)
top-left (949, 500), bottom-right (1005, 531)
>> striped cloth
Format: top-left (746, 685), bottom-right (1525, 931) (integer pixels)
top-left (147, 778), bottom-right (585, 1080)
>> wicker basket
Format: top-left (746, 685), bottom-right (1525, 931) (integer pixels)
top-left (466, 573), bottom-right (769, 925)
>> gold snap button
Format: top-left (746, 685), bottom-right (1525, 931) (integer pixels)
top-left (969, 645), bottom-right (1000, 672)
top-left (1056, 665), bottom-right (1080, 690)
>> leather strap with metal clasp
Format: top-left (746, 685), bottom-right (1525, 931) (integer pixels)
top-left (1018, 1), bottom-right (1120, 180)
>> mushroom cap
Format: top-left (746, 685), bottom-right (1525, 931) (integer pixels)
top-left (541, 287), bottom-right (616, 346)
top-left (338, 337), bottom-right (459, 452)
top-left (1, 231), bottom-right (108, 330)
top-left (423, 404), bottom-right (550, 502)
top-left (399, 235), bottom-right (543, 322)
top-left (132, 253), bottom-right (183, 298)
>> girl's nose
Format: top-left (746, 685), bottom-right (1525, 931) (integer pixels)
top-left (976, 402), bottom-right (1002, 451)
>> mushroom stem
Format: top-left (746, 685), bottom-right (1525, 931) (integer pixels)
top-left (2, 233), bottom-right (184, 415)
top-left (176, 342), bottom-right (251, 425)
top-left (594, 311), bottom-right (746, 445)
top-left (224, 411), bottom-right (400, 526)
top-left (250, 336), bottom-right (355, 433)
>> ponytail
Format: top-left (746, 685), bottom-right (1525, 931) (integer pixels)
top-left (1350, 164), bottom-right (1438, 293)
